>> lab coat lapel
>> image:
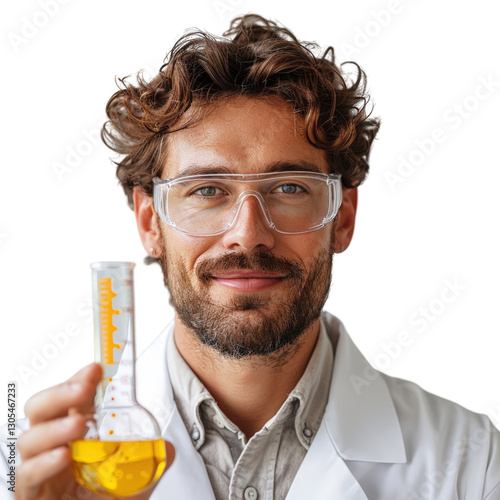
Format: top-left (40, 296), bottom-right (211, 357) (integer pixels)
top-left (152, 407), bottom-right (216, 499)
top-left (287, 313), bottom-right (406, 499)
top-left (322, 313), bottom-right (407, 463)
top-left (135, 321), bottom-right (215, 500)
top-left (285, 419), bottom-right (369, 500)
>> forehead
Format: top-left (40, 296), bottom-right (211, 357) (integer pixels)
top-left (161, 96), bottom-right (329, 178)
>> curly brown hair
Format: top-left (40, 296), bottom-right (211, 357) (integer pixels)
top-left (102, 13), bottom-right (380, 211)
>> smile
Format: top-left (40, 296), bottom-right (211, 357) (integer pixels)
top-left (211, 271), bottom-right (286, 292)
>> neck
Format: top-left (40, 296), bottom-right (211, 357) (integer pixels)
top-left (174, 317), bottom-right (320, 439)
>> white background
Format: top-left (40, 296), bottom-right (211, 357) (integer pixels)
top-left (1, 0), bottom-right (499, 425)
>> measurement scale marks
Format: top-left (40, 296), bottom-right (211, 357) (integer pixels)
top-left (98, 277), bottom-right (121, 365)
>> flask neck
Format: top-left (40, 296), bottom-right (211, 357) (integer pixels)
top-left (100, 367), bottom-right (138, 408)
top-left (97, 313), bottom-right (138, 409)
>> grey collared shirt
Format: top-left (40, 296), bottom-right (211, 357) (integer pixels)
top-left (167, 321), bottom-right (334, 500)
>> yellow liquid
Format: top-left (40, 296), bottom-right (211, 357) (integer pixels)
top-left (71, 439), bottom-right (166, 497)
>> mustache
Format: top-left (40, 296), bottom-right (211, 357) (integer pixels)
top-left (196, 252), bottom-right (304, 284)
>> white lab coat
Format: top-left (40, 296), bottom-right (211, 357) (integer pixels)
top-left (2, 312), bottom-right (500, 499)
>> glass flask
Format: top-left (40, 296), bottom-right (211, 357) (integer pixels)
top-left (70, 262), bottom-right (167, 497)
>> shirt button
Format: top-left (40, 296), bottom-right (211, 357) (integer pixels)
top-left (213, 416), bottom-right (225, 428)
top-left (244, 486), bottom-right (258, 500)
top-left (303, 426), bottom-right (313, 438)
top-left (191, 424), bottom-right (200, 441)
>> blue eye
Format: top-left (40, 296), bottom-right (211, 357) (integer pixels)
top-left (194, 186), bottom-right (219, 196)
top-left (281, 184), bottom-right (298, 194)
top-left (274, 183), bottom-right (306, 194)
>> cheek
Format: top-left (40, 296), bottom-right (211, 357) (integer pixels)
top-left (163, 229), bottom-right (217, 270)
top-left (278, 229), bottom-right (333, 267)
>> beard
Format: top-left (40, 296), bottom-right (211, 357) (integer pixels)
top-left (157, 223), bottom-right (335, 360)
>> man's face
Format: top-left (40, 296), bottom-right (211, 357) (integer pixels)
top-left (156, 96), bottom-right (337, 360)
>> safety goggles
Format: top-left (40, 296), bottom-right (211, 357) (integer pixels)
top-left (153, 171), bottom-right (342, 236)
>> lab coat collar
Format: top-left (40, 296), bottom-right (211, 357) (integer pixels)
top-left (321, 311), bottom-right (407, 464)
top-left (135, 320), bottom-right (176, 431)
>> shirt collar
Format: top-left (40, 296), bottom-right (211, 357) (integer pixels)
top-left (320, 311), bottom-right (407, 464)
top-left (271, 319), bottom-right (333, 448)
top-left (166, 331), bottom-right (211, 449)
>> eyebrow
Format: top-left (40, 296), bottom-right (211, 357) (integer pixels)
top-left (172, 160), bottom-right (324, 179)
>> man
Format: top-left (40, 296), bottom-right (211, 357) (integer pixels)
top-left (3, 13), bottom-right (500, 500)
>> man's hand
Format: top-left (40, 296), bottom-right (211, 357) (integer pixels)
top-left (14, 363), bottom-right (173, 500)
top-left (15, 363), bottom-right (104, 500)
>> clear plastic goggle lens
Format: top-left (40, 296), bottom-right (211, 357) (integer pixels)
top-left (153, 172), bottom-right (342, 236)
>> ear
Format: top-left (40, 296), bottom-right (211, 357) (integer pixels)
top-left (133, 186), bottom-right (160, 254)
top-left (333, 187), bottom-right (358, 253)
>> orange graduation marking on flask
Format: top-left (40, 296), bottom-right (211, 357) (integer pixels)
top-left (98, 277), bottom-right (121, 365)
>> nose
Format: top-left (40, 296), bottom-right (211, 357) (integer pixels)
top-left (221, 193), bottom-right (275, 252)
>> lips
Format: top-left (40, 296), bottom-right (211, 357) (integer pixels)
top-left (211, 270), bottom-right (286, 292)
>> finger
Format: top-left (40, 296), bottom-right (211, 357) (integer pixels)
top-left (17, 414), bottom-right (87, 460)
top-left (67, 361), bottom-right (103, 384)
top-left (165, 440), bottom-right (176, 470)
top-left (24, 363), bottom-right (102, 425)
top-left (16, 446), bottom-right (71, 499)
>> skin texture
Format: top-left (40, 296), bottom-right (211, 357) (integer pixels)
top-left (134, 96), bottom-right (357, 437)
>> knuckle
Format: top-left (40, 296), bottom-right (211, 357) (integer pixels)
top-left (30, 448), bottom-right (70, 484)
top-left (16, 431), bottom-right (30, 457)
top-left (23, 395), bottom-right (36, 419)
top-left (68, 380), bottom-right (92, 403)
top-left (67, 414), bottom-right (87, 436)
